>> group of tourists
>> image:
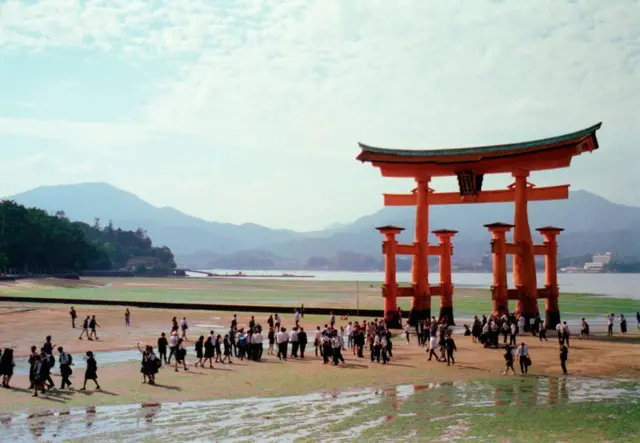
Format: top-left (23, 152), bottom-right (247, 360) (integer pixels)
top-left (0, 334), bottom-right (100, 396)
top-left (406, 316), bottom-right (458, 365)
top-left (70, 307), bottom-right (101, 341)
top-left (2, 307), bottom-right (637, 401)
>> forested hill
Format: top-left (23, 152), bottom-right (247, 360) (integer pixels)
top-left (0, 200), bottom-right (176, 274)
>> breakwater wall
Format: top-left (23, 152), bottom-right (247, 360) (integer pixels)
top-left (0, 295), bottom-right (384, 318)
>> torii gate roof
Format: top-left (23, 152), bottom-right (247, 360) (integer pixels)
top-left (357, 122), bottom-right (602, 177)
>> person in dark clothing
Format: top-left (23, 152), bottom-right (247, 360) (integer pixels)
top-left (194, 336), bottom-right (204, 368)
top-left (298, 327), bottom-right (308, 359)
top-left (221, 335), bottom-right (233, 364)
top-left (503, 345), bottom-right (516, 375)
top-left (58, 347), bottom-right (73, 389)
top-left (69, 307), bottom-right (77, 328)
top-left (229, 328), bottom-right (237, 357)
top-left (203, 336), bottom-right (215, 367)
top-left (157, 333), bottom-right (168, 363)
top-left (28, 346), bottom-right (38, 389)
top-left (0, 348), bottom-right (15, 388)
top-left (89, 316), bottom-right (100, 340)
top-left (355, 330), bottom-right (365, 358)
top-left (539, 321), bottom-right (548, 342)
top-left (81, 351), bottom-right (101, 390)
top-left (445, 333), bottom-right (457, 366)
top-left (32, 354), bottom-right (48, 397)
top-left (79, 316), bottom-right (90, 340)
top-left (560, 344), bottom-right (568, 375)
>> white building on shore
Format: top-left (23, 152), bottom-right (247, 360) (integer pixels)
top-left (583, 252), bottom-right (612, 272)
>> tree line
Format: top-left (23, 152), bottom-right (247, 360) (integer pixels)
top-left (0, 200), bottom-right (176, 274)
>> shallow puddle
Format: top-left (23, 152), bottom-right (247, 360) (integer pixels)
top-left (3, 377), bottom-right (639, 441)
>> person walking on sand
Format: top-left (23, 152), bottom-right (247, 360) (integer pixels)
top-left (298, 327), bottom-right (308, 359)
top-left (510, 321), bottom-right (517, 346)
top-left (70, 307), bottom-right (77, 328)
top-left (329, 311), bottom-right (335, 328)
top-left (157, 332), bottom-right (168, 364)
top-left (0, 348), bottom-right (15, 388)
top-left (267, 327), bottom-right (275, 355)
top-left (125, 309), bottom-right (131, 327)
top-left (427, 333), bottom-right (440, 362)
top-left (580, 318), bottom-right (590, 339)
top-left (560, 344), bottom-right (569, 375)
top-left (79, 316), bottom-right (90, 340)
top-left (180, 317), bottom-right (189, 340)
top-left (314, 326), bottom-right (322, 357)
top-left (194, 336), bottom-right (205, 368)
top-left (32, 354), bottom-right (46, 397)
top-left (203, 335), bottom-right (215, 367)
top-left (539, 321), bottom-right (548, 342)
top-left (80, 351), bottom-right (101, 391)
top-left (277, 327), bottom-right (289, 361)
top-left (58, 347), bottom-right (73, 389)
top-left (620, 314), bottom-right (627, 334)
top-left (561, 322), bottom-right (570, 347)
top-left (516, 342), bottom-right (530, 375)
top-left (404, 322), bottom-right (411, 343)
top-left (295, 309), bottom-right (300, 327)
top-left (607, 313), bottom-right (614, 336)
top-left (214, 335), bottom-right (223, 363)
top-left (290, 327), bottom-right (299, 358)
top-left (221, 335), bottom-right (233, 364)
top-left (167, 331), bottom-right (179, 364)
top-left (175, 339), bottom-right (188, 372)
top-left (503, 344), bottom-right (516, 375)
top-left (28, 346), bottom-right (38, 389)
top-left (445, 332), bottom-right (457, 366)
top-left (89, 315), bottom-right (100, 340)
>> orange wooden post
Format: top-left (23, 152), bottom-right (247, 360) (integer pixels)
top-left (433, 229), bottom-right (457, 325)
top-left (512, 170), bottom-right (538, 324)
top-left (536, 226), bottom-right (563, 329)
top-left (377, 225), bottom-right (404, 328)
top-left (409, 178), bottom-right (431, 325)
top-left (485, 223), bottom-right (513, 317)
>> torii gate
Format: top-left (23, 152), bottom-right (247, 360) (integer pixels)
top-left (357, 123), bottom-right (602, 328)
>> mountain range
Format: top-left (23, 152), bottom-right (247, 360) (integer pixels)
top-left (6, 183), bottom-right (640, 269)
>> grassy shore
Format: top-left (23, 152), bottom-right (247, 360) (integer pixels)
top-left (0, 277), bottom-right (638, 320)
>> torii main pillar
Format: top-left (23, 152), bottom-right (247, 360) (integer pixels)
top-left (409, 178), bottom-right (431, 324)
top-left (512, 170), bottom-right (539, 324)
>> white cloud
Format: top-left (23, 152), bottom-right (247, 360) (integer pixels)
top-left (0, 0), bottom-right (638, 229)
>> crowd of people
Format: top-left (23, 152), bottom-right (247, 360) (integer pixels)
top-left (0, 307), bottom-right (637, 400)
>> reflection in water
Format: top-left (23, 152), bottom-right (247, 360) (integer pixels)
top-left (86, 406), bottom-right (96, 428)
top-left (2, 377), bottom-right (638, 441)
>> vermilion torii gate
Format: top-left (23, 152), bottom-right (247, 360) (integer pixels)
top-left (357, 123), bottom-right (602, 329)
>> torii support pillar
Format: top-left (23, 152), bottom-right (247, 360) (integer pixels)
top-left (409, 178), bottom-right (431, 325)
top-left (537, 226), bottom-right (564, 330)
top-left (433, 229), bottom-right (457, 325)
top-left (512, 170), bottom-right (539, 324)
top-left (485, 223), bottom-right (513, 317)
top-left (376, 225), bottom-right (404, 328)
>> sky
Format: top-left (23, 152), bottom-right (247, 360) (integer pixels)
top-left (0, 0), bottom-right (638, 231)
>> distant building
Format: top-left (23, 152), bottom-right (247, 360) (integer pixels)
top-left (583, 252), bottom-right (612, 272)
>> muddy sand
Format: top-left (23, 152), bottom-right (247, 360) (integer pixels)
top-left (0, 302), bottom-right (638, 414)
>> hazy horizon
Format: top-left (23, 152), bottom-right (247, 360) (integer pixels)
top-left (1, 1), bottom-right (638, 230)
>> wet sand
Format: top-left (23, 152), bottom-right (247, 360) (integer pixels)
top-left (0, 302), bottom-right (638, 414)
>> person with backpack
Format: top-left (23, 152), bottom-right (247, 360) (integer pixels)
top-left (58, 346), bottom-right (73, 389)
